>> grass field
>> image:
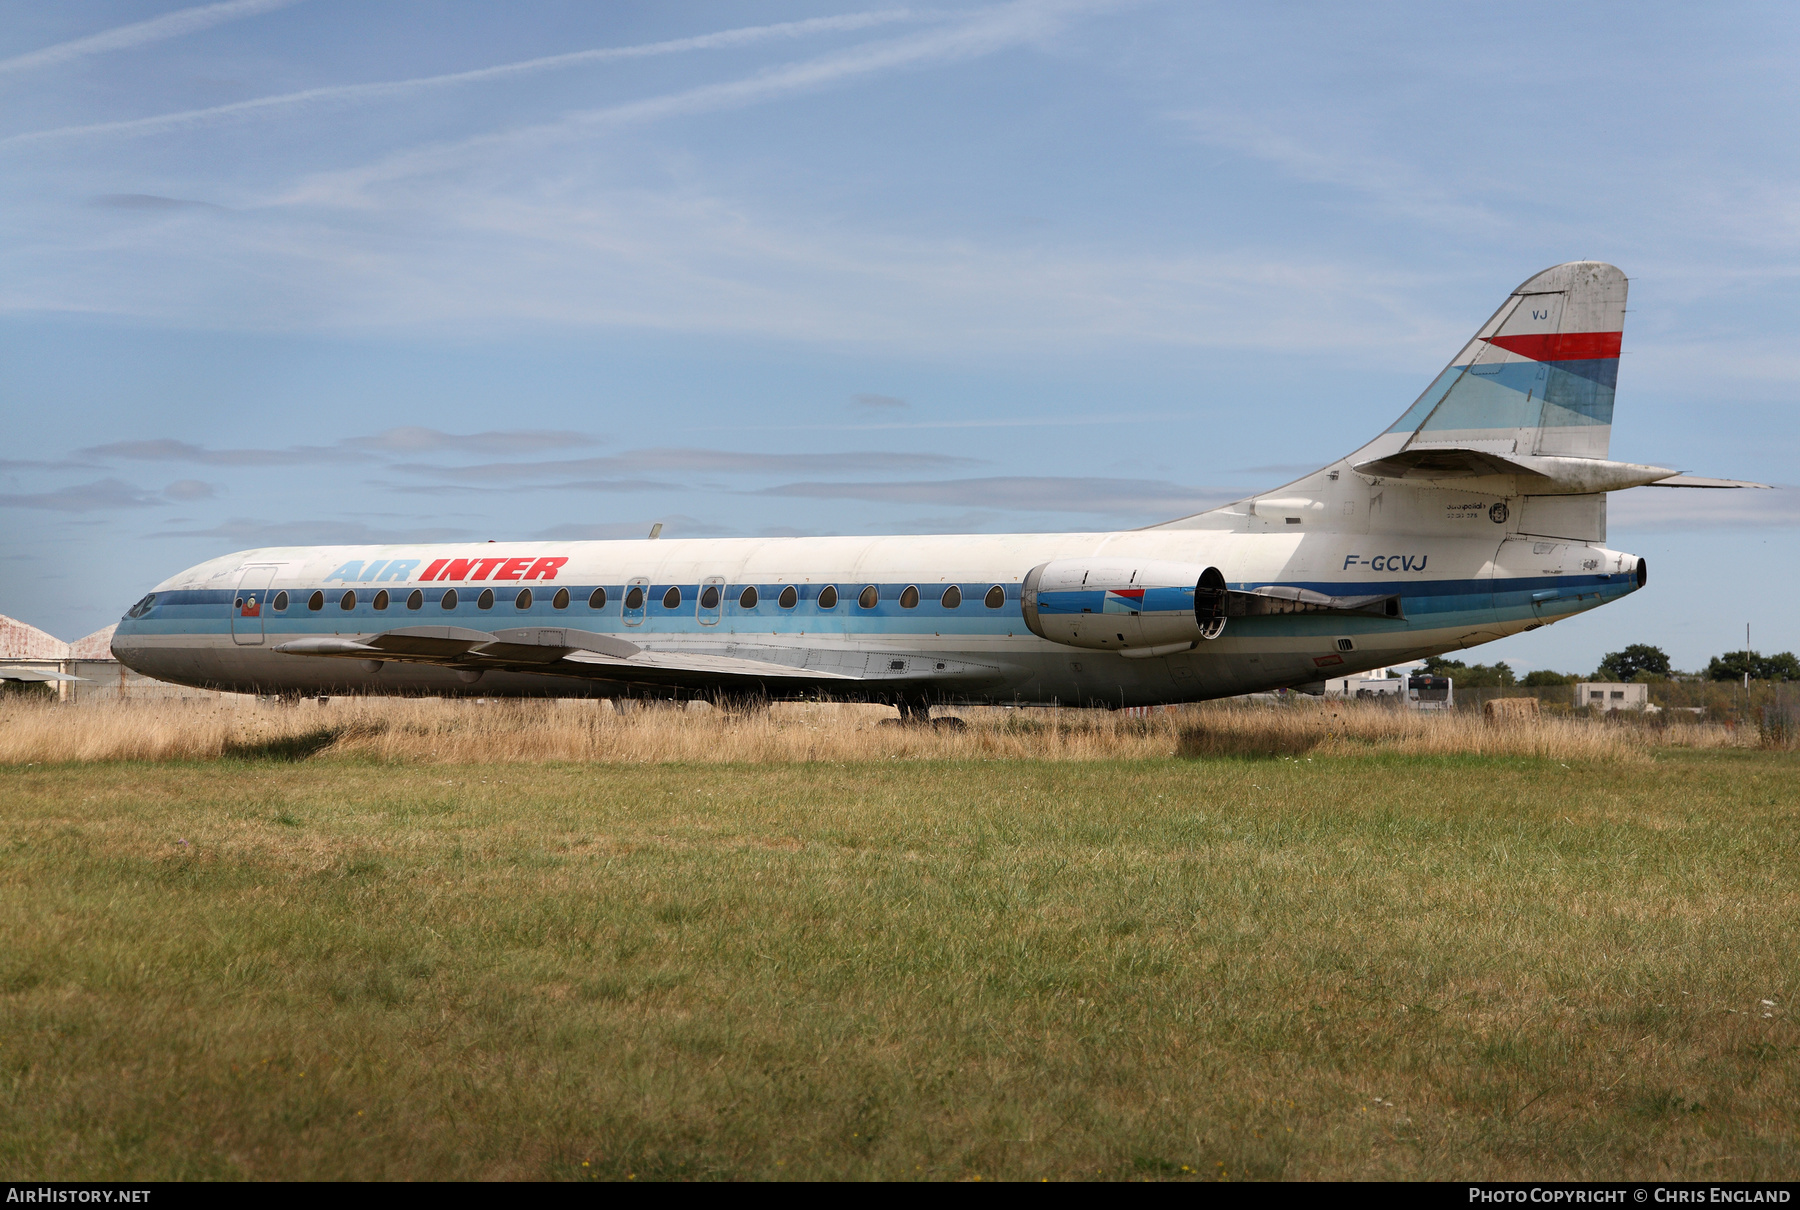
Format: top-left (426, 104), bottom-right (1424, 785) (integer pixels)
top-left (1, 702), bottom-right (1796, 1180)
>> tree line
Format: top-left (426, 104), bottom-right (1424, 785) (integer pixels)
top-left (1418, 644), bottom-right (1800, 688)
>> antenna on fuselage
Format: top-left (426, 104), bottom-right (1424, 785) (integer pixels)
top-left (648, 523), bottom-right (663, 539)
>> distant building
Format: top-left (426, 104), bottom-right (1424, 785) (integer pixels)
top-left (1575, 682), bottom-right (1651, 712)
top-left (0, 614), bottom-right (242, 702)
top-left (1324, 671), bottom-right (1404, 700)
top-left (1323, 670), bottom-right (1454, 710)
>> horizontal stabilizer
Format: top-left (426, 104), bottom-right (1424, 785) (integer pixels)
top-left (1354, 448), bottom-right (1676, 493)
top-left (1645, 474), bottom-right (1772, 489)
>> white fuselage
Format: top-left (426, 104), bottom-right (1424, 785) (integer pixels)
top-left (111, 503), bottom-right (1643, 707)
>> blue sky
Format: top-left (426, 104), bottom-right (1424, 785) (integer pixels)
top-left (2, 0), bottom-right (1796, 672)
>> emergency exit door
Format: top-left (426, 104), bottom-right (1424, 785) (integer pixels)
top-left (231, 566), bottom-right (278, 645)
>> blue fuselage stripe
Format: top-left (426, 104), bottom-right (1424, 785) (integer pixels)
top-left (119, 571), bottom-right (1639, 640)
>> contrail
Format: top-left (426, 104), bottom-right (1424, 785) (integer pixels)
top-left (1, 9), bottom-right (918, 146)
top-left (0, 0), bottom-right (303, 78)
top-left (278, 0), bottom-right (1124, 199)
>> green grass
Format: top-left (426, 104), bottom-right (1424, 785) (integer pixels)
top-left (2, 750), bottom-right (1797, 1180)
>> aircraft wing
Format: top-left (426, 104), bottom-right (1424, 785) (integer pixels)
top-left (273, 625), bottom-right (857, 690)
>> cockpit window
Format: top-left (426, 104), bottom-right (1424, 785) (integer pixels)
top-left (125, 594), bottom-right (156, 619)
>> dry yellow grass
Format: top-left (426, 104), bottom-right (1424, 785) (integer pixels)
top-left (0, 695), bottom-right (1753, 766)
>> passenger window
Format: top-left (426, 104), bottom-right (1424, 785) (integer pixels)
top-left (899, 585), bottom-right (919, 609)
top-left (700, 585), bottom-right (721, 609)
top-left (858, 585), bottom-right (879, 609)
top-left (340, 590), bottom-right (356, 610)
top-left (625, 586), bottom-right (645, 610)
top-left (553, 588), bottom-right (570, 609)
top-left (441, 588), bottom-right (459, 609)
top-left (739, 586), bottom-right (759, 608)
top-left (662, 586), bottom-right (681, 609)
top-left (373, 589), bottom-right (389, 610)
top-left (589, 587), bottom-right (608, 609)
top-left (941, 585), bottom-right (961, 609)
top-left (779, 585), bottom-right (798, 609)
top-left (407, 589), bottom-right (423, 610)
top-left (515, 588), bottom-right (532, 609)
top-left (273, 591), bottom-right (289, 611)
top-left (478, 589), bottom-right (495, 610)
top-left (818, 585), bottom-right (837, 609)
top-left (308, 591), bottom-right (324, 611)
top-left (984, 585), bottom-right (1005, 609)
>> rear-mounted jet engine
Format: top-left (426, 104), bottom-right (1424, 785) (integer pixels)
top-left (1020, 559), bottom-right (1404, 658)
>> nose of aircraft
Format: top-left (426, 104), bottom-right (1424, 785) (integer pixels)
top-left (110, 594), bottom-right (211, 688)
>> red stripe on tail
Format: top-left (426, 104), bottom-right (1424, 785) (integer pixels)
top-left (1483, 331), bottom-right (1622, 361)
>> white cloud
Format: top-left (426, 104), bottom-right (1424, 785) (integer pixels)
top-left (162, 479), bottom-right (217, 501)
top-left (760, 475), bottom-right (1242, 516)
top-left (145, 517), bottom-right (471, 543)
top-left (394, 448), bottom-right (983, 482)
top-left (0, 478), bottom-right (165, 512)
top-left (1170, 109), bottom-right (1511, 235)
top-left (341, 427), bottom-right (604, 456)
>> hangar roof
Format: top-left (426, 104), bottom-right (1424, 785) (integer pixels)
top-left (69, 625), bottom-right (116, 660)
top-left (0, 614), bottom-right (68, 661)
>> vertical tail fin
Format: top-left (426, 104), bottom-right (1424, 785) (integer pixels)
top-left (1380, 261), bottom-right (1626, 461)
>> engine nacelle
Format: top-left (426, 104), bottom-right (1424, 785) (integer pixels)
top-left (1021, 559), bottom-right (1227, 654)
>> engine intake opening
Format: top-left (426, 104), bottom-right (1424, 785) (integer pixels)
top-left (1636, 557), bottom-right (1648, 588)
top-left (1195, 566), bottom-right (1228, 640)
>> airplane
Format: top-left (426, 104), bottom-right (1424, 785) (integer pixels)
top-left (111, 261), bottom-right (1764, 718)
